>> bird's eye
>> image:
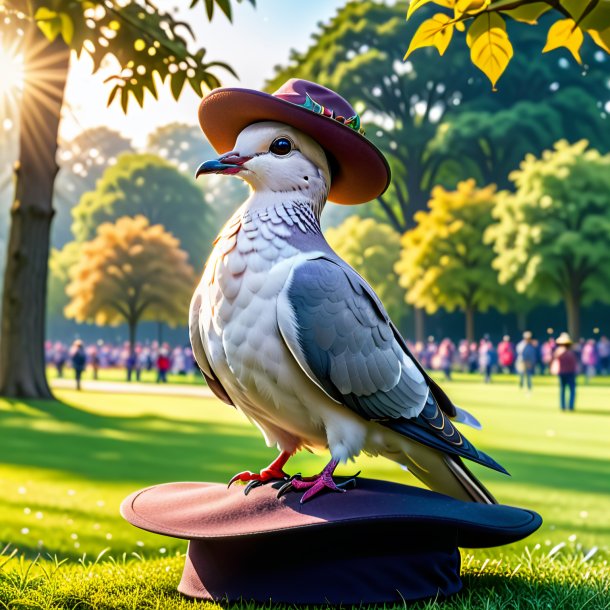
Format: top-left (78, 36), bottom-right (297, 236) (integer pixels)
top-left (269, 137), bottom-right (292, 156)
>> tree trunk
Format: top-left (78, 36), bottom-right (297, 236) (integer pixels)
top-left (0, 26), bottom-right (70, 398)
top-left (516, 310), bottom-right (527, 333)
top-left (128, 319), bottom-right (138, 357)
top-left (465, 305), bottom-right (475, 344)
top-left (565, 290), bottom-right (581, 340)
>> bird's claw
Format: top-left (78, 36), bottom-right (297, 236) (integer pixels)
top-left (228, 467), bottom-right (289, 492)
top-left (276, 471), bottom-right (360, 503)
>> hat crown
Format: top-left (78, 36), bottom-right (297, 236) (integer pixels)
top-left (273, 78), bottom-right (357, 121)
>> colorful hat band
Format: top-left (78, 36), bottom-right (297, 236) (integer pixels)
top-left (296, 93), bottom-right (366, 136)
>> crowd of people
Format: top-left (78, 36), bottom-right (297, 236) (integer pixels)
top-left (45, 340), bottom-right (198, 385)
top-left (47, 331), bottom-right (608, 410)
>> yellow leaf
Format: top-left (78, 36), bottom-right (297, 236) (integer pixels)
top-left (455, 0), bottom-right (489, 17)
top-left (407, 0), bottom-right (455, 20)
top-left (59, 13), bottom-right (74, 44)
top-left (543, 19), bottom-right (584, 64)
top-left (501, 2), bottom-right (550, 24)
top-left (466, 11), bottom-right (505, 47)
top-left (468, 13), bottom-right (513, 89)
top-left (404, 13), bottom-right (454, 59)
top-left (588, 27), bottom-right (610, 54)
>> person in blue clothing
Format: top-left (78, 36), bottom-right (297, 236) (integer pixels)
top-left (70, 340), bottom-right (87, 391)
top-left (515, 331), bottom-right (537, 393)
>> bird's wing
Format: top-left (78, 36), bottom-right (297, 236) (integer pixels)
top-left (277, 256), bottom-right (508, 476)
top-left (277, 256), bottom-right (429, 421)
top-left (189, 291), bottom-right (234, 406)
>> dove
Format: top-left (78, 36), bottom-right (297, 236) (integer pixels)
top-left (190, 79), bottom-right (507, 503)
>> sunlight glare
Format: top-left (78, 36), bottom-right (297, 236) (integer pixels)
top-left (0, 44), bottom-right (24, 101)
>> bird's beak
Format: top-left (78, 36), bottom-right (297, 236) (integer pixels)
top-left (195, 153), bottom-right (252, 178)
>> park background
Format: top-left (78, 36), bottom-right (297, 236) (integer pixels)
top-left (0, 0), bottom-right (609, 608)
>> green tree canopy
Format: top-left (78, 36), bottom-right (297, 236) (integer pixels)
top-left (326, 216), bottom-right (406, 326)
top-left (485, 140), bottom-right (610, 339)
top-left (65, 215), bottom-right (195, 353)
top-left (396, 179), bottom-right (513, 341)
top-left (71, 153), bottom-right (215, 268)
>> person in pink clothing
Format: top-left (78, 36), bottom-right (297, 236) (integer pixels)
top-left (497, 335), bottom-right (515, 373)
top-left (551, 333), bottom-right (579, 411)
top-left (581, 339), bottom-right (598, 383)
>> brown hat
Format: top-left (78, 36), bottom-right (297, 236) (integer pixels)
top-left (121, 479), bottom-right (541, 604)
top-left (198, 79), bottom-right (391, 205)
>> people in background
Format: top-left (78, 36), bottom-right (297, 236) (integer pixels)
top-left (581, 339), bottom-right (598, 383)
top-left (497, 335), bottom-right (515, 373)
top-left (551, 332), bottom-right (579, 411)
top-left (156, 348), bottom-right (171, 383)
top-left (70, 339), bottom-right (87, 391)
top-left (515, 331), bottom-right (537, 393)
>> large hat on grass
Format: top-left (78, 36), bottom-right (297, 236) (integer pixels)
top-left (121, 478), bottom-right (541, 604)
top-left (198, 78), bottom-right (391, 205)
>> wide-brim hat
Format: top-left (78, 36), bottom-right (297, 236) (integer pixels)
top-left (556, 332), bottom-right (573, 346)
top-left (121, 478), bottom-right (541, 604)
top-left (198, 78), bottom-right (391, 205)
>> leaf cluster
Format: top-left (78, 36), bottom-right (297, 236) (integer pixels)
top-left (65, 215), bottom-right (196, 328)
top-left (406, 0), bottom-right (610, 89)
top-left (0, 0), bottom-right (255, 111)
top-left (396, 179), bottom-right (513, 314)
top-left (70, 152), bottom-right (214, 266)
top-left (485, 139), bottom-right (610, 305)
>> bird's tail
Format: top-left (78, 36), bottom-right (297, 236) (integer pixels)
top-left (381, 433), bottom-right (498, 504)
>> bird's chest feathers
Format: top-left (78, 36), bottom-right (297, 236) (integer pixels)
top-left (200, 204), bottom-right (324, 395)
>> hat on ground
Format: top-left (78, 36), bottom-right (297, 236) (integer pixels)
top-left (121, 478), bottom-right (541, 605)
top-left (198, 78), bottom-right (391, 205)
top-left (556, 332), bottom-right (573, 346)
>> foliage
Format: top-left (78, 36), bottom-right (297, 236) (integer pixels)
top-left (64, 215), bottom-right (196, 346)
top-left (405, 0), bottom-right (610, 89)
top-left (47, 241), bottom-right (82, 321)
top-left (485, 140), bottom-right (610, 338)
top-left (54, 128), bottom-right (134, 248)
top-left (396, 180), bottom-right (513, 339)
top-left (70, 153), bottom-right (215, 267)
top-left (326, 217), bottom-right (406, 325)
top-left (0, 0), bottom-right (255, 110)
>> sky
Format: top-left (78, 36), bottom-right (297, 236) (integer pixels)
top-left (61, 0), bottom-right (347, 146)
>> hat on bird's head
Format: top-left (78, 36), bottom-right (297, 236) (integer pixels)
top-left (198, 78), bottom-right (391, 205)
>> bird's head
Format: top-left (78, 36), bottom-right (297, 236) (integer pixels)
top-left (196, 121), bottom-right (331, 207)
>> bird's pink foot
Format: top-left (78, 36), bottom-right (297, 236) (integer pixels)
top-left (280, 459), bottom-right (358, 503)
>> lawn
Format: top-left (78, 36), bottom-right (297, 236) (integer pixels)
top-left (0, 374), bottom-right (609, 608)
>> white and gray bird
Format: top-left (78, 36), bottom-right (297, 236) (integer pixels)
top-left (190, 81), bottom-right (507, 504)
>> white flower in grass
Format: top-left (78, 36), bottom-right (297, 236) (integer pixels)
top-left (159, 547), bottom-right (166, 554)
top-left (105, 533), bottom-right (112, 540)
top-left (96, 500), bottom-right (105, 507)
top-left (71, 533), bottom-right (78, 540)
top-left (136, 541), bottom-right (144, 547)
top-left (23, 507), bottom-right (31, 515)
top-left (20, 527), bottom-right (29, 534)
top-left (579, 511), bottom-right (588, 519)
top-left (35, 511), bottom-right (43, 520)
top-left (18, 487), bottom-right (26, 495)
top-left (569, 534), bottom-right (577, 542)
top-left (67, 489), bottom-right (76, 496)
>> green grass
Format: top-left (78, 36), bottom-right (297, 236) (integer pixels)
top-left (47, 365), bottom-right (206, 385)
top-left (0, 374), bottom-right (609, 608)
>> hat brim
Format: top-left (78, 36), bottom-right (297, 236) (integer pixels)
top-left (198, 88), bottom-right (391, 205)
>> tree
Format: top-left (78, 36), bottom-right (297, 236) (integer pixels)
top-left (485, 140), bottom-right (610, 339)
top-left (325, 217), bottom-right (406, 326)
top-left (53, 128), bottom-right (134, 248)
top-left (0, 0), bottom-right (253, 398)
top-left (65, 215), bottom-right (195, 354)
top-left (71, 153), bottom-right (215, 267)
top-left (396, 179), bottom-right (513, 341)
top-left (405, 0), bottom-right (610, 89)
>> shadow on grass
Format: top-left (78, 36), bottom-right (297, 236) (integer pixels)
top-left (0, 397), bottom-right (274, 485)
top-left (1, 397), bottom-right (609, 501)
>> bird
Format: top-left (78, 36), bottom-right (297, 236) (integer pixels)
top-left (190, 79), bottom-right (508, 504)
